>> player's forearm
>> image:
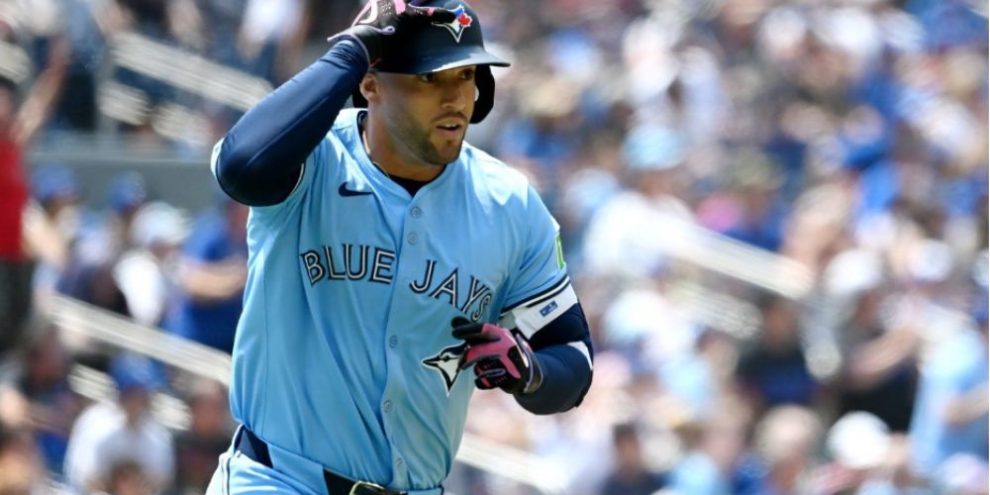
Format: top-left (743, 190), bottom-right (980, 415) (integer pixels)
top-left (515, 344), bottom-right (593, 415)
top-left (215, 40), bottom-right (368, 206)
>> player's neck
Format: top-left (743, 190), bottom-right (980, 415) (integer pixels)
top-left (362, 113), bottom-right (444, 182)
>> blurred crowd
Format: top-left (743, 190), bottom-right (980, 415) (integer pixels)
top-left (0, 0), bottom-right (987, 494)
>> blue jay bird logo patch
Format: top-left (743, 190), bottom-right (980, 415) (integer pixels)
top-left (432, 5), bottom-right (473, 42)
top-left (422, 343), bottom-right (468, 395)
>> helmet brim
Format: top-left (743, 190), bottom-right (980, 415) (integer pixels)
top-left (351, 51), bottom-right (509, 121)
top-left (375, 47), bottom-right (509, 74)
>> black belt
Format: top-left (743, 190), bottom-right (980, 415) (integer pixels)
top-left (235, 427), bottom-right (408, 495)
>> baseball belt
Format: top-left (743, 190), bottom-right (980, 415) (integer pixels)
top-left (235, 427), bottom-right (408, 495)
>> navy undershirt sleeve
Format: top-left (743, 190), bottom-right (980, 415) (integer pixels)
top-left (214, 41), bottom-right (369, 206)
top-left (515, 304), bottom-right (594, 414)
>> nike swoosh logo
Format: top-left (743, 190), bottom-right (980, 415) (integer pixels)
top-left (339, 183), bottom-right (373, 197)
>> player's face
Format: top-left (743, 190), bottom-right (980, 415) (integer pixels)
top-left (376, 66), bottom-right (477, 166)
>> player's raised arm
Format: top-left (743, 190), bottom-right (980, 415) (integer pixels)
top-left (212, 0), bottom-right (455, 206)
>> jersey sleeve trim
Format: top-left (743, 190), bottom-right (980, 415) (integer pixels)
top-left (288, 162), bottom-right (306, 196)
top-left (501, 274), bottom-right (570, 313)
top-left (499, 281), bottom-right (577, 339)
top-left (210, 138), bottom-right (224, 179)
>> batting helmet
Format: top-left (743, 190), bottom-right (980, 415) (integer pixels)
top-left (351, 0), bottom-right (510, 124)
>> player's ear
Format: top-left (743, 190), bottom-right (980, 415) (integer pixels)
top-left (359, 72), bottom-right (380, 103)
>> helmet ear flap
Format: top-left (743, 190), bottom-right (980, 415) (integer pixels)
top-left (470, 65), bottom-right (495, 124)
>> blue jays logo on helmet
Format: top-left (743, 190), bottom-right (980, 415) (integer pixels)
top-left (432, 4), bottom-right (473, 42)
top-left (422, 343), bottom-right (468, 395)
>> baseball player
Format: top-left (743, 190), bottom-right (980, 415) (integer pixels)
top-left (206, 1), bottom-right (594, 494)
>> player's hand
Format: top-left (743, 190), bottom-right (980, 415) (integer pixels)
top-left (329, 0), bottom-right (456, 67)
top-left (452, 317), bottom-right (542, 395)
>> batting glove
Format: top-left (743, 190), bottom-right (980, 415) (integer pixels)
top-left (452, 317), bottom-right (543, 395)
top-left (329, 0), bottom-right (456, 67)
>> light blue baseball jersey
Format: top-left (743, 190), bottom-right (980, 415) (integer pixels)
top-left (212, 108), bottom-right (579, 492)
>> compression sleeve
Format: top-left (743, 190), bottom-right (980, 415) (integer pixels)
top-left (514, 303), bottom-right (594, 415)
top-left (214, 40), bottom-right (369, 206)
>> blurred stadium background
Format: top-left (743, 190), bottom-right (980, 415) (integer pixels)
top-left (0, 0), bottom-right (987, 494)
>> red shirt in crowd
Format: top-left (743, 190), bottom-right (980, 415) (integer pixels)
top-left (0, 136), bottom-right (28, 261)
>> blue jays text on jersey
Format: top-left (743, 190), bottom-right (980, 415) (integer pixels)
top-left (299, 244), bottom-right (496, 321)
top-left (210, 108), bottom-right (591, 494)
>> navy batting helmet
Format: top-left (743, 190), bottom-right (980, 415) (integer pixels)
top-left (351, 0), bottom-right (510, 124)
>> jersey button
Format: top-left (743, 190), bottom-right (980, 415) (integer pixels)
top-left (388, 335), bottom-right (398, 348)
top-left (383, 400), bottom-right (393, 412)
top-left (410, 206), bottom-right (422, 218)
top-left (407, 232), bottom-right (418, 245)
top-left (395, 457), bottom-right (404, 469)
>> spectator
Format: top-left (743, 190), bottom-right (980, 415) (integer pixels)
top-left (599, 422), bottom-right (667, 495)
top-left (813, 411), bottom-right (905, 494)
top-left (113, 201), bottom-right (189, 328)
top-left (28, 164), bottom-right (81, 308)
top-left (748, 405), bottom-right (823, 494)
top-left (236, 0), bottom-right (308, 84)
top-left (163, 197), bottom-right (247, 353)
top-left (581, 124), bottom-right (692, 280)
top-left (63, 353), bottom-right (174, 494)
top-left (933, 453), bottom-right (990, 495)
top-left (0, 13), bottom-right (67, 355)
top-left (668, 403), bottom-right (751, 495)
top-left (0, 426), bottom-right (48, 495)
top-left (909, 306), bottom-right (988, 479)
top-left (0, 77), bottom-right (33, 360)
top-left (8, 325), bottom-right (84, 475)
top-left (716, 150), bottom-right (788, 253)
top-left (100, 171), bottom-right (149, 261)
top-left (56, 260), bottom-right (132, 319)
top-left (46, 0), bottom-right (111, 134)
top-left (736, 293), bottom-right (820, 411)
top-left (113, 0), bottom-right (172, 41)
top-left (54, 173), bottom-right (148, 321)
top-left (834, 278), bottom-right (919, 433)
top-left (172, 379), bottom-right (230, 495)
top-left (14, 0), bottom-right (112, 134)
top-left (105, 460), bottom-right (153, 495)
top-left (857, 434), bottom-right (922, 495)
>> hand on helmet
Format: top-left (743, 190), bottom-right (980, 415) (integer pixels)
top-left (329, 0), bottom-right (456, 67)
